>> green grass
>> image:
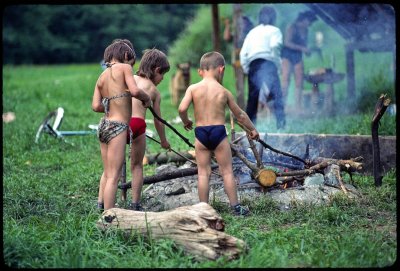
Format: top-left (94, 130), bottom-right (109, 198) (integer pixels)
top-left (3, 64), bottom-right (396, 268)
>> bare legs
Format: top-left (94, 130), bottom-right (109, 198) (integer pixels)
top-left (281, 58), bottom-right (304, 110)
top-left (130, 133), bottom-right (146, 204)
top-left (195, 138), bottom-right (239, 206)
top-left (293, 61), bottom-right (304, 109)
top-left (101, 131), bottom-right (127, 210)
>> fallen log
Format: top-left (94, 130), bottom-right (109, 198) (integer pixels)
top-left (96, 202), bottom-right (247, 260)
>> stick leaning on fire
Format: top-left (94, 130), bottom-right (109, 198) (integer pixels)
top-left (232, 112), bottom-right (363, 194)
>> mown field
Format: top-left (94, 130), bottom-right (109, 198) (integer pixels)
top-left (3, 64), bottom-right (396, 268)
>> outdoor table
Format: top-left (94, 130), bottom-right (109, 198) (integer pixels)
top-left (304, 70), bottom-right (345, 115)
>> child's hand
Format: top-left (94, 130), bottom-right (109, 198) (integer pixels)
top-left (142, 97), bottom-right (152, 108)
top-left (248, 129), bottom-right (259, 141)
top-left (183, 120), bottom-right (193, 131)
top-left (161, 140), bottom-right (170, 150)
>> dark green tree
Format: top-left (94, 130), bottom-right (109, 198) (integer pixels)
top-left (3, 4), bottom-right (198, 64)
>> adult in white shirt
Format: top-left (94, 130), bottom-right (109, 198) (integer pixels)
top-left (240, 5), bottom-right (286, 129)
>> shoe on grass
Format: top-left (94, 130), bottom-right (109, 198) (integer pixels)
top-left (231, 204), bottom-right (250, 216)
top-left (97, 202), bottom-right (104, 212)
top-left (127, 202), bottom-right (144, 211)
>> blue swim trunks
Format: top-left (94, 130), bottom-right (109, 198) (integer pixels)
top-left (194, 125), bottom-right (227, 150)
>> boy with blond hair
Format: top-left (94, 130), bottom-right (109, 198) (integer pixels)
top-left (178, 51), bottom-right (259, 216)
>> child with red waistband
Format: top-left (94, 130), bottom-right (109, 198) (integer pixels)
top-left (178, 51), bottom-right (259, 216)
top-left (92, 39), bottom-right (151, 211)
top-left (127, 48), bottom-right (171, 211)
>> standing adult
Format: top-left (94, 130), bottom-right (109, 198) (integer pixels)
top-left (240, 5), bottom-right (286, 129)
top-left (281, 10), bottom-right (317, 111)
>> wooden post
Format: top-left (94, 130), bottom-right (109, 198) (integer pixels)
top-left (393, 47), bottom-right (396, 85)
top-left (211, 4), bottom-right (221, 52)
top-left (233, 4), bottom-right (245, 109)
top-left (311, 83), bottom-right (320, 112)
top-left (345, 45), bottom-right (355, 108)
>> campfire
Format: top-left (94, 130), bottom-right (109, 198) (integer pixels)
top-left (119, 133), bottom-right (363, 212)
top-left (115, 95), bottom-right (396, 212)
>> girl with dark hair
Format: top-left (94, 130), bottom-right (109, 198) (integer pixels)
top-left (92, 39), bottom-right (151, 211)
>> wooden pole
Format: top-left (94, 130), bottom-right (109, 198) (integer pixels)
top-left (233, 4), bottom-right (245, 109)
top-left (212, 4), bottom-right (221, 52)
top-left (345, 45), bottom-right (355, 108)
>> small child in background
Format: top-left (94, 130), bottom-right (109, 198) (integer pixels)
top-left (128, 48), bottom-right (171, 211)
top-left (92, 39), bottom-right (151, 211)
top-left (178, 51), bottom-right (259, 216)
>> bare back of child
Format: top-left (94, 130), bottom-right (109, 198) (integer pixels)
top-left (92, 39), bottom-right (151, 211)
top-left (178, 51), bottom-right (259, 216)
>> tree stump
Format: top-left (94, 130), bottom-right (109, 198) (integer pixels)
top-left (96, 202), bottom-right (247, 260)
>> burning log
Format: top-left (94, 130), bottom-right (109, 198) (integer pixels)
top-left (371, 94), bottom-right (391, 187)
top-left (230, 143), bottom-right (276, 187)
top-left (96, 202), bottom-right (247, 260)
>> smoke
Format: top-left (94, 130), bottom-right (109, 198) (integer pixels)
top-left (246, 3), bottom-right (395, 135)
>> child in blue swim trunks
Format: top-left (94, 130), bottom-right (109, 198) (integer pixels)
top-left (178, 51), bottom-right (259, 216)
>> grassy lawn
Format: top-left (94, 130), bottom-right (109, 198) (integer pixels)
top-left (2, 64), bottom-right (396, 268)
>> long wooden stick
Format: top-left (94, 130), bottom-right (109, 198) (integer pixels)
top-left (148, 106), bottom-right (195, 149)
top-left (236, 121), bottom-right (308, 165)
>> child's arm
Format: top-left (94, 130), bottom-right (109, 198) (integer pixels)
top-left (226, 91), bottom-right (259, 140)
top-left (178, 86), bottom-right (193, 131)
top-left (124, 65), bottom-right (152, 107)
top-left (152, 91), bottom-right (170, 149)
top-left (91, 82), bottom-right (104, 112)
